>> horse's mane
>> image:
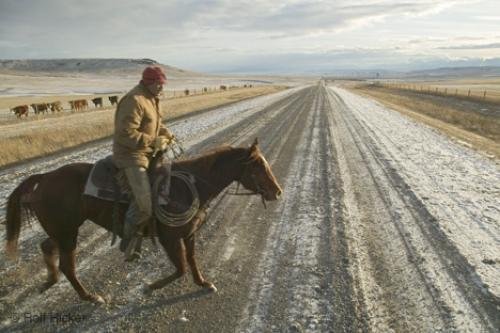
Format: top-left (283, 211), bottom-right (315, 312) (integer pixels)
top-left (173, 144), bottom-right (259, 171)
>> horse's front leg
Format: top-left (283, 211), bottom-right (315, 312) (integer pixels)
top-left (59, 248), bottom-right (105, 303)
top-left (147, 238), bottom-right (186, 291)
top-left (185, 235), bottom-right (217, 292)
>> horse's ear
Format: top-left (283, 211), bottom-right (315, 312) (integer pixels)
top-left (250, 138), bottom-right (259, 150)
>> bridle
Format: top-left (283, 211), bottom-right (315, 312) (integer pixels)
top-left (227, 158), bottom-right (268, 209)
top-left (176, 152), bottom-right (269, 209)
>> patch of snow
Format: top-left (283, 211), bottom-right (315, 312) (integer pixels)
top-left (330, 86), bottom-right (500, 298)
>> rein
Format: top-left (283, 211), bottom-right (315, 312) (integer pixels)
top-left (174, 158), bottom-right (268, 209)
top-left (228, 182), bottom-right (267, 209)
top-left (222, 159), bottom-right (268, 209)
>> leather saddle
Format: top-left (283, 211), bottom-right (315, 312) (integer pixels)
top-left (83, 155), bottom-right (172, 205)
top-left (83, 156), bottom-right (130, 203)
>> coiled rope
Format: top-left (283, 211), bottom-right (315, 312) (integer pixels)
top-left (152, 170), bottom-right (200, 227)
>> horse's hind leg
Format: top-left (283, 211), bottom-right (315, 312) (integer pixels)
top-left (185, 235), bottom-right (217, 292)
top-left (147, 238), bottom-right (186, 291)
top-left (40, 238), bottom-right (59, 292)
top-left (58, 237), bottom-right (105, 304)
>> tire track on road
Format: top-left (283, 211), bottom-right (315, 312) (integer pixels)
top-left (238, 85), bottom-right (367, 332)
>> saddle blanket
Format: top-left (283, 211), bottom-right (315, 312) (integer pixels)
top-left (83, 156), bottom-right (130, 203)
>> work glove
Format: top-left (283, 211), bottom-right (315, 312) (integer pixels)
top-left (152, 136), bottom-right (171, 152)
top-left (164, 130), bottom-right (175, 142)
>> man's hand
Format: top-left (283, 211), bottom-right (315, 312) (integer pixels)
top-left (153, 136), bottom-right (170, 152)
top-left (165, 130), bottom-right (175, 142)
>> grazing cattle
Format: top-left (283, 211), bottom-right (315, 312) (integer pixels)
top-left (220, 85), bottom-right (227, 91)
top-left (69, 99), bottom-right (88, 112)
top-left (91, 97), bottom-right (103, 108)
top-left (10, 105), bottom-right (29, 118)
top-left (49, 101), bottom-right (63, 113)
top-left (108, 96), bottom-right (118, 106)
top-left (203, 87), bottom-right (208, 93)
top-left (31, 103), bottom-right (50, 114)
top-left (184, 89), bottom-right (190, 96)
top-left (69, 101), bottom-right (76, 111)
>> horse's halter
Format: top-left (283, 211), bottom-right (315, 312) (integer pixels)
top-left (229, 157), bottom-right (268, 209)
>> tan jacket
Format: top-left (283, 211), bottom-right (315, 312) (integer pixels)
top-left (112, 83), bottom-right (170, 169)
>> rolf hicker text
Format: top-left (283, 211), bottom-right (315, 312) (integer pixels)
top-left (22, 312), bottom-right (88, 324)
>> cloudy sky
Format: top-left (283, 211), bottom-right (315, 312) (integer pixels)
top-left (0, 0), bottom-right (499, 73)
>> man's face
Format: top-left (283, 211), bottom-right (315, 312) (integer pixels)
top-left (146, 82), bottom-right (164, 97)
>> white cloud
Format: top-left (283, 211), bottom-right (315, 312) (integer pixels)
top-left (438, 42), bottom-right (500, 50)
top-left (0, 0), bottom-right (497, 72)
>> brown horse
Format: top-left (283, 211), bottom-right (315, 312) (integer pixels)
top-left (5, 139), bottom-right (282, 303)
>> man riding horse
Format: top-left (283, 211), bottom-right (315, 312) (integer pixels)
top-left (112, 65), bottom-right (174, 261)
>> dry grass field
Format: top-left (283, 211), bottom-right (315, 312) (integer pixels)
top-left (352, 83), bottom-right (500, 159)
top-left (378, 77), bottom-right (500, 104)
top-left (0, 85), bottom-right (286, 168)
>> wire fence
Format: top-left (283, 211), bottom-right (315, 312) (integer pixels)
top-left (374, 82), bottom-right (500, 104)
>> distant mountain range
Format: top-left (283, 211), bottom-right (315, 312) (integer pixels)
top-left (323, 66), bottom-right (500, 80)
top-left (0, 58), bottom-right (200, 77)
top-left (1, 58), bottom-right (499, 80)
top-left (404, 66), bottom-right (500, 79)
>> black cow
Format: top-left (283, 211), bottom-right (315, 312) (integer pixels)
top-left (91, 97), bottom-right (103, 108)
top-left (31, 103), bottom-right (50, 114)
top-left (108, 96), bottom-right (118, 106)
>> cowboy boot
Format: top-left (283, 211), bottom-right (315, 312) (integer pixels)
top-left (124, 236), bottom-right (142, 262)
top-left (119, 219), bottom-right (135, 253)
top-left (123, 219), bottom-right (148, 261)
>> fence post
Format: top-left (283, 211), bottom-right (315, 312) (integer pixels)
top-left (468, 89), bottom-right (471, 97)
top-left (444, 88), bottom-right (447, 95)
top-left (455, 89), bottom-right (458, 96)
top-left (483, 90), bottom-right (487, 99)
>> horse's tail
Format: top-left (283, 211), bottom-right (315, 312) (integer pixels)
top-left (5, 174), bottom-right (44, 259)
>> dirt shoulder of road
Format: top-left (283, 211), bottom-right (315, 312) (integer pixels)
top-left (0, 85), bottom-right (287, 168)
top-left (351, 85), bottom-right (500, 160)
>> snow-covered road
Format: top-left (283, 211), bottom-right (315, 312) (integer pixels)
top-left (328, 86), bottom-right (499, 331)
top-left (330, 87), bottom-right (499, 297)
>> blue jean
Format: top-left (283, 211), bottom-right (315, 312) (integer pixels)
top-left (123, 166), bottom-right (152, 235)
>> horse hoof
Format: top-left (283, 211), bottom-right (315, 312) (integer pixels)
top-left (86, 294), bottom-right (106, 304)
top-left (205, 283), bottom-right (217, 293)
top-left (39, 281), bottom-right (57, 293)
top-left (143, 285), bottom-right (153, 295)
top-left (124, 251), bottom-right (141, 262)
